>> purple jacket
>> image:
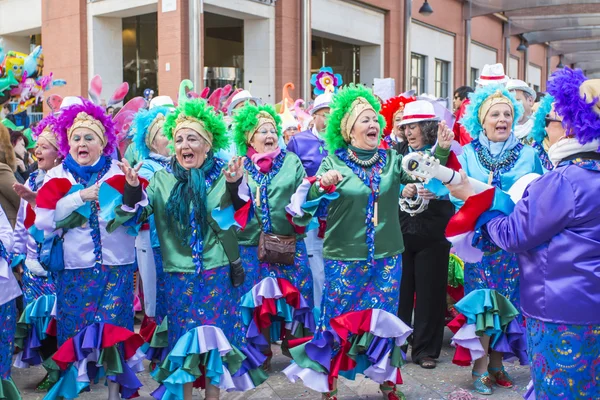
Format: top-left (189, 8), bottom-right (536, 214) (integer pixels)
top-left (286, 129), bottom-right (327, 177)
top-left (485, 163), bottom-right (600, 325)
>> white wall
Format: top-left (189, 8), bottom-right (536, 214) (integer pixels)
top-left (311, 0), bottom-right (384, 87)
top-left (411, 22), bottom-right (454, 97)
top-left (471, 43), bottom-right (497, 73)
top-left (528, 64), bottom-right (542, 89)
top-left (509, 56), bottom-right (519, 79)
top-left (0, 35), bottom-right (30, 55)
top-left (0, 0), bottom-right (41, 35)
top-left (244, 18), bottom-right (276, 102)
top-left (87, 16), bottom-right (124, 104)
top-left (311, 0), bottom-right (384, 46)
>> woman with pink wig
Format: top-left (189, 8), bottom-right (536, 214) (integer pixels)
top-left (34, 99), bottom-right (144, 400)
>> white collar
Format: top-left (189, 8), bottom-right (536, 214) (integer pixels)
top-left (548, 138), bottom-right (600, 166)
top-left (514, 118), bottom-right (534, 140)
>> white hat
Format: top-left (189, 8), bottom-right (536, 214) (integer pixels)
top-left (476, 64), bottom-right (509, 86)
top-left (149, 96), bottom-right (174, 109)
top-left (60, 96), bottom-right (84, 109)
top-left (311, 92), bottom-right (332, 115)
top-left (506, 79), bottom-right (537, 99)
top-left (227, 90), bottom-right (262, 115)
top-left (398, 100), bottom-right (440, 126)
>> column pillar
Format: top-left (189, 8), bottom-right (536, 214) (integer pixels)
top-left (157, 0), bottom-right (190, 101)
top-left (275, 0), bottom-right (302, 102)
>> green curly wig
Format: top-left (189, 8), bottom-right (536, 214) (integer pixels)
top-left (325, 83), bottom-right (385, 153)
top-left (163, 98), bottom-right (229, 152)
top-left (232, 102), bottom-right (282, 155)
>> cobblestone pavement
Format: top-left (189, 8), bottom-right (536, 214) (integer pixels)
top-left (13, 329), bottom-right (529, 400)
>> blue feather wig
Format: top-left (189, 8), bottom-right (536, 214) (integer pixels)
top-left (132, 106), bottom-right (172, 160)
top-left (460, 84), bottom-right (523, 139)
top-left (529, 94), bottom-right (554, 144)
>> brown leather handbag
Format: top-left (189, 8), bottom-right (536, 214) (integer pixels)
top-left (258, 231), bottom-right (297, 265)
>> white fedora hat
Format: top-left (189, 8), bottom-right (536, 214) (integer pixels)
top-left (476, 63), bottom-right (509, 86)
top-left (506, 79), bottom-right (537, 99)
top-left (399, 100), bottom-right (440, 126)
top-left (310, 92), bottom-right (333, 115)
top-left (149, 95), bottom-right (175, 109)
top-left (227, 90), bottom-right (262, 115)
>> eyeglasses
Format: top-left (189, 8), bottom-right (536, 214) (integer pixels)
top-left (314, 113), bottom-right (327, 118)
top-left (545, 117), bottom-right (563, 128)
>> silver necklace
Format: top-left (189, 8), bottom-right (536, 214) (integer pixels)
top-left (347, 148), bottom-right (380, 168)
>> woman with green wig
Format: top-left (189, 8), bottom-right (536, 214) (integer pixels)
top-left (112, 98), bottom-right (267, 399)
top-left (282, 84), bottom-right (454, 400)
top-left (231, 102), bottom-right (315, 372)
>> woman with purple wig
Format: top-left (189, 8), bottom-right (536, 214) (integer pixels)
top-left (448, 67), bottom-right (600, 400)
top-left (34, 98), bottom-right (145, 400)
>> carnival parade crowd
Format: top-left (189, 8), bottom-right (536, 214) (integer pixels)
top-left (0, 62), bottom-right (598, 400)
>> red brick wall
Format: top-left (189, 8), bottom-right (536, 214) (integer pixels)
top-left (275, 0), bottom-right (301, 102)
top-left (42, 0), bottom-right (88, 104)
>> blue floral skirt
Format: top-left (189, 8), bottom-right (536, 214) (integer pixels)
top-left (0, 300), bottom-right (16, 380)
top-left (319, 255), bottom-right (402, 331)
top-left (56, 264), bottom-right (135, 345)
top-left (22, 265), bottom-right (55, 306)
top-left (240, 241), bottom-right (313, 309)
top-left (464, 249), bottom-right (520, 310)
top-left (527, 318), bottom-right (600, 400)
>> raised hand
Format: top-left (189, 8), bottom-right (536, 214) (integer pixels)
top-left (13, 182), bottom-right (37, 206)
top-left (117, 158), bottom-right (143, 187)
top-left (223, 156), bottom-right (245, 183)
top-left (320, 170), bottom-right (343, 187)
top-left (437, 121), bottom-right (455, 150)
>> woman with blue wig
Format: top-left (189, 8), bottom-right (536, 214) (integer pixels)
top-left (528, 94), bottom-right (565, 171)
top-left (448, 67), bottom-right (600, 399)
top-left (129, 104), bottom-right (173, 362)
top-left (447, 84), bottom-right (543, 395)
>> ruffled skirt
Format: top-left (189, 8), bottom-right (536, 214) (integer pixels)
top-left (283, 255), bottom-right (413, 392)
top-left (150, 266), bottom-right (268, 398)
top-left (43, 264), bottom-right (144, 399)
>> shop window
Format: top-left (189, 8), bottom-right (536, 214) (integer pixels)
top-left (204, 12), bottom-right (244, 91)
top-left (411, 53), bottom-right (426, 95)
top-left (122, 13), bottom-right (158, 103)
top-left (470, 68), bottom-right (479, 88)
top-left (435, 59), bottom-right (450, 98)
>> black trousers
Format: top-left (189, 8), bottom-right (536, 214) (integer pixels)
top-left (398, 234), bottom-right (450, 363)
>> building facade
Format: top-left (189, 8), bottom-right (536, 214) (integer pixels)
top-left (0, 0), bottom-right (560, 106)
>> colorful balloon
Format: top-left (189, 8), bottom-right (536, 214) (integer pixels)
top-left (0, 70), bottom-right (18, 95)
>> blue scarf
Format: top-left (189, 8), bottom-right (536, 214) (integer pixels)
top-left (63, 154), bottom-right (109, 185)
top-left (478, 132), bottom-right (519, 156)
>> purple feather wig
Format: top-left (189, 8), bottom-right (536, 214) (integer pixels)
top-left (32, 113), bottom-right (59, 140)
top-left (54, 98), bottom-right (117, 157)
top-left (548, 67), bottom-right (600, 145)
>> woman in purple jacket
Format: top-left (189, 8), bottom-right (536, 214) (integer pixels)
top-left (448, 67), bottom-right (600, 399)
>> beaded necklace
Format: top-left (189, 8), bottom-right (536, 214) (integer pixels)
top-left (62, 156), bottom-right (112, 266)
top-left (531, 141), bottom-right (553, 171)
top-left (244, 150), bottom-right (286, 233)
top-left (336, 148), bottom-right (387, 264)
top-left (471, 139), bottom-right (523, 189)
top-left (189, 158), bottom-right (226, 274)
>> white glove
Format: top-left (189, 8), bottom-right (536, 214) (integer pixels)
top-left (25, 259), bottom-right (48, 277)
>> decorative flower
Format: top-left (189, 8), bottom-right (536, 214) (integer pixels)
top-left (310, 66), bottom-right (343, 96)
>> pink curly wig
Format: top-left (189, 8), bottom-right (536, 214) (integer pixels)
top-left (54, 98), bottom-right (117, 157)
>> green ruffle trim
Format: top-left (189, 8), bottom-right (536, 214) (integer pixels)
top-left (289, 332), bottom-right (405, 374)
top-left (150, 318), bottom-right (169, 349)
top-left (152, 345), bottom-right (268, 388)
top-left (43, 357), bottom-right (62, 384)
top-left (447, 254), bottom-right (464, 288)
top-left (0, 378), bottom-right (21, 399)
top-left (456, 289), bottom-right (519, 337)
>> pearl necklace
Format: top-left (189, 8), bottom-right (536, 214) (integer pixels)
top-left (347, 148), bottom-right (381, 168)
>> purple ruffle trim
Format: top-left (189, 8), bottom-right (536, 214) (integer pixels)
top-left (493, 319), bottom-right (529, 365)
